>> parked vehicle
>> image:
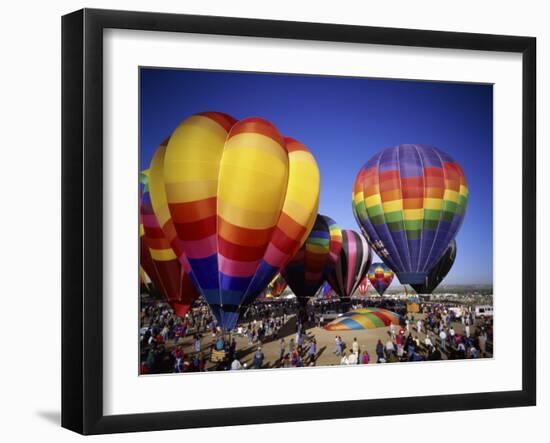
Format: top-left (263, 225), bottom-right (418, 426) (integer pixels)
top-left (475, 305), bottom-right (494, 318)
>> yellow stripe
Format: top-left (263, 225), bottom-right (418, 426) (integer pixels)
top-left (224, 132), bottom-right (288, 164)
top-left (283, 147), bottom-right (319, 247)
top-left (403, 208), bottom-right (424, 221)
top-left (443, 189), bottom-right (459, 203)
top-left (165, 180), bottom-right (218, 202)
top-left (424, 198), bottom-right (443, 210)
top-left (217, 199), bottom-right (279, 229)
top-left (365, 193), bottom-right (381, 207)
top-left (148, 144), bottom-right (173, 228)
top-left (382, 199), bottom-right (403, 213)
top-left (305, 243), bottom-right (328, 254)
top-left (150, 248), bottom-right (177, 261)
top-left (140, 224), bottom-right (145, 236)
top-left (459, 185), bottom-right (468, 197)
top-left (163, 115), bottom-right (228, 191)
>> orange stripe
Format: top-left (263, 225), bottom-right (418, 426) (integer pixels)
top-left (218, 217), bottom-right (274, 247)
top-left (169, 197), bottom-right (217, 223)
top-left (198, 111), bottom-right (237, 132)
top-left (227, 117), bottom-right (285, 147)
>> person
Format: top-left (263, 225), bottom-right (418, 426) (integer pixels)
top-left (417, 318), bottom-right (422, 334)
top-left (352, 337), bottom-right (359, 356)
top-left (425, 334), bottom-right (434, 351)
top-left (376, 339), bottom-right (385, 362)
top-left (361, 350), bottom-right (370, 365)
top-left (340, 351), bottom-right (350, 365)
top-left (309, 339), bottom-right (316, 364)
top-left (457, 341), bottom-right (466, 359)
top-left (385, 339), bottom-right (395, 360)
top-left (253, 347), bottom-right (264, 369)
top-left (465, 324), bottom-right (471, 338)
top-left (279, 338), bottom-right (286, 361)
top-left (389, 323), bottom-right (396, 340)
top-left (194, 334), bottom-right (201, 354)
top-left (430, 346), bottom-right (442, 361)
top-left (230, 357), bottom-right (243, 370)
top-left (335, 336), bottom-right (343, 356)
top-left (289, 338), bottom-right (295, 355)
top-left (439, 328), bottom-right (447, 352)
top-left (348, 350), bottom-right (358, 365)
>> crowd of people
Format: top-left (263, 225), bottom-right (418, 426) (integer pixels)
top-left (139, 296), bottom-right (493, 374)
top-left (334, 303), bottom-right (492, 365)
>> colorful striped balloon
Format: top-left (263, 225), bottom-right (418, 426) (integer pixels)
top-left (352, 144), bottom-right (468, 285)
top-left (324, 308), bottom-right (402, 331)
top-left (367, 262), bottom-right (395, 296)
top-left (140, 171), bottom-right (200, 317)
top-left (148, 113), bottom-right (320, 330)
top-left (282, 215), bottom-right (342, 305)
top-left (327, 230), bottom-right (373, 299)
top-left (357, 277), bottom-right (369, 296)
top-left (267, 274), bottom-right (287, 297)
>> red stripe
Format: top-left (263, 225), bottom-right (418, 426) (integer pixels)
top-left (218, 236), bottom-right (267, 261)
top-left (173, 214), bottom-right (217, 241)
top-left (198, 112), bottom-right (237, 132)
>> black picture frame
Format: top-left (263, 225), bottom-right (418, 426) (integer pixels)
top-left (62, 8), bottom-right (536, 435)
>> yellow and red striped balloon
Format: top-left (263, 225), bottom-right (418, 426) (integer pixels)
top-left (148, 113), bottom-right (320, 330)
top-left (140, 170), bottom-right (200, 317)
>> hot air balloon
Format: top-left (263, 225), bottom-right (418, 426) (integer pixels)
top-left (327, 229), bottom-right (373, 300)
top-left (411, 239), bottom-right (457, 294)
top-left (148, 113), bottom-right (320, 330)
top-left (320, 281), bottom-right (335, 300)
top-left (267, 274), bottom-right (287, 297)
top-left (367, 262), bottom-right (395, 296)
top-left (352, 144), bottom-right (468, 286)
top-left (282, 215), bottom-right (342, 308)
top-left (357, 277), bottom-right (370, 296)
top-left (140, 171), bottom-right (200, 317)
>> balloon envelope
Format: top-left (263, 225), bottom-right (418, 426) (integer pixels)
top-left (282, 215), bottom-right (342, 305)
top-left (367, 262), bottom-right (395, 296)
top-left (411, 239), bottom-right (457, 294)
top-left (148, 113), bottom-right (320, 330)
top-left (268, 274), bottom-right (287, 297)
top-left (325, 308), bottom-right (402, 331)
top-left (352, 144), bottom-right (467, 285)
top-left (327, 229), bottom-right (373, 299)
top-left (357, 277), bottom-right (369, 296)
top-left (140, 171), bottom-right (200, 317)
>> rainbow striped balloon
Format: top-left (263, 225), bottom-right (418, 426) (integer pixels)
top-left (148, 113), bottom-right (320, 330)
top-left (282, 215), bottom-right (342, 304)
top-left (352, 144), bottom-right (468, 285)
top-left (327, 230), bottom-right (373, 299)
top-left (140, 171), bottom-right (200, 317)
top-left (324, 308), bottom-right (402, 331)
top-left (367, 262), bottom-right (394, 296)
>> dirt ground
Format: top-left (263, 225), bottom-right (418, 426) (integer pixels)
top-left (162, 313), bottom-right (490, 370)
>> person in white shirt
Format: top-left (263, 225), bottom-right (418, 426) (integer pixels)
top-left (348, 351), bottom-right (358, 365)
top-left (385, 339), bottom-right (395, 359)
top-left (425, 335), bottom-right (433, 349)
top-left (340, 352), bottom-right (350, 365)
top-left (439, 329), bottom-right (447, 351)
top-left (389, 323), bottom-right (396, 339)
top-left (352, 337), bottom-right (359, 355)
top-left (417, 319), bottom-right (422, 334)
top-left (230, 358), bottom-right (243, 370)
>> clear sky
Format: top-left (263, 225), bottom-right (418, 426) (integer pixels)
top-left (140, 68), bottom-right (493, 286)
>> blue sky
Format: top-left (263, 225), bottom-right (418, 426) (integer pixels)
top-left (140, 68), bottom-right (493, 286)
